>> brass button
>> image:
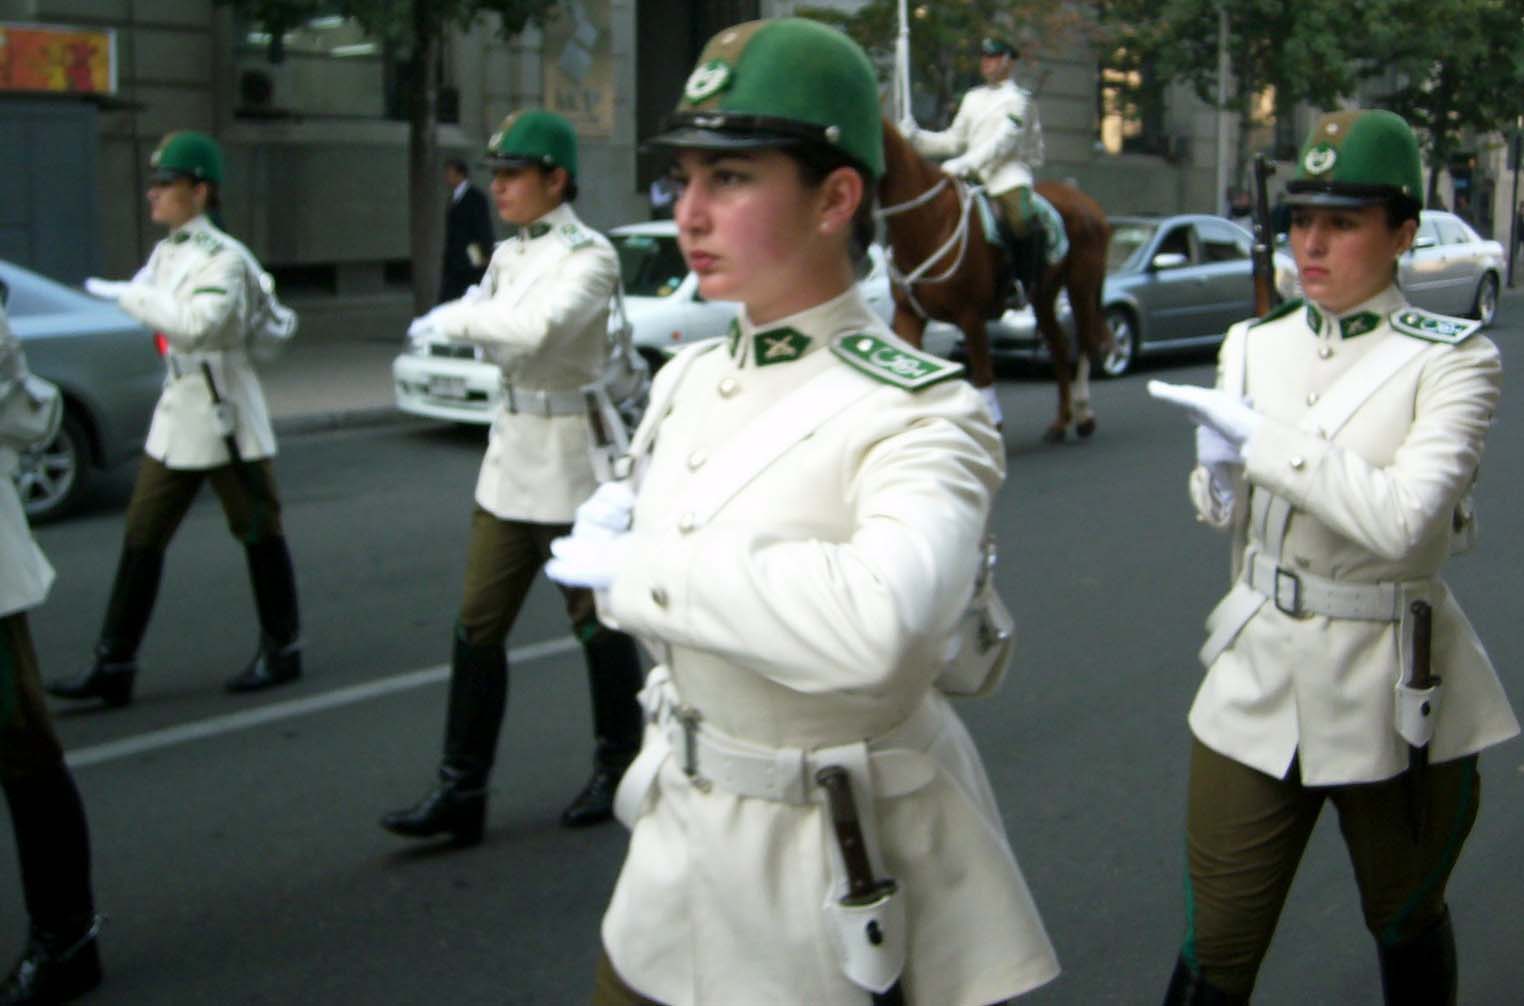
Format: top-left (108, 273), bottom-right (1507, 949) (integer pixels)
top-left (1305, 392), bottom-right (1319, 406)
top-left (718, 378), bottom-right (739, 397)
top-left (687, 449), bottom-right (708, 470)
top-left (677, 512), bottom-right (697, 533)
top-left (1318, 345), bottom-right (1333, 359)
top-left (651, 586), bottom-right (669, 608)
top-left (1290, 456), bottom-right (1305, 470)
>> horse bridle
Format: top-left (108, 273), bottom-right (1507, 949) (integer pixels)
top-left (876, 174), bottom-right (981, 319)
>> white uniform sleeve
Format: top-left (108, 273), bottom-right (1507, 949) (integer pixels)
top-left (118, 249), bottom-right (247, 352)
top-left (1243, 337), bottom-right (1499, 561)
top-left (909, 93), bottom-right (974, 160)
top-left (430, 243), bottom-right (618, 366)
top-left (959, 91), bottom-right (1027, 180)
top-left (608, 382), bottom-right (1004, 694)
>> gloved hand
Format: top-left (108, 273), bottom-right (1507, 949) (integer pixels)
top-left (897, 116), bottom-right (919, 140)
top-left (406, 312), bottom-right (441, 347)
top-left (83, 277), bottom-right (132, 301)
top-left (1148, 380), bottom-right (1263, 453)
top-left (545, 531), bottom-right (632, 590)
top-left (941, 155), bottom-right (975, 179)
top-left (571, 481), bottom-right (636, 539)
top-left (1196, 425), bottom-right (1242, 509)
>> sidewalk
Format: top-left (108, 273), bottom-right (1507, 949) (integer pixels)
top-left (261, 292), bottom-right (417, 436)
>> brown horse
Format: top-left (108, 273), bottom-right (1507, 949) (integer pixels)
top-left (878, 119), bottom-right (1113, 441)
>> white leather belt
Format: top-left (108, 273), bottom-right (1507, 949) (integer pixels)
top-left (167, 349), bottom-right (244, 381)
top-left (1243, 550), bottom-right (1430, 620)
top-left (502, 382), bottom-right (584, 417)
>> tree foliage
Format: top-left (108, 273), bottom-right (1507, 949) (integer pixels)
top-left (794, 1), bottom-right (1098, 126)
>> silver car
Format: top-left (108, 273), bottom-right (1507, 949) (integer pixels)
top-left (2, 259), bottom-right (162, 522)
top-left (1401, 209), bottom-right (1504, 325)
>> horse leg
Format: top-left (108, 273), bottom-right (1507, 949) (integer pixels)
top-left (1072, 354), bottom-right (1096, 438)
top-left (954, 310), bottom-right (1003, 429)
top-left (1033, 273), bottom-right (1071, 443)
top-left (892, 300), bottom-right (926, 348)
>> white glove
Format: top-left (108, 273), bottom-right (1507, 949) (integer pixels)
top-left (1148, 380), bottom-right (1263, 452)
top-left (545, 532), bottom-right (632, 590)
top-left (1196, 425), bottom-right (1241, 509)
top-left (571, 481), bottom-right (635, 539)
top-left (942, 155), bottom-right (975, 179)
top-left (406, 312), bottom-right (442, 346)
top-left (897, 116), bottom-right (919, 140)
top-left (83, 277), bottom-right (132, 301)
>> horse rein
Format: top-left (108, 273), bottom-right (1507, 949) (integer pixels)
top-left (877, 175), bottom-right (980, 319)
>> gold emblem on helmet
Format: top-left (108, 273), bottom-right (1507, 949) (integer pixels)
top-left (684, 60), bottom-right (732, 104)
top-left (1304, 143), bottom-right (1337, 175)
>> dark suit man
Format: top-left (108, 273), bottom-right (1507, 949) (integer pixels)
top-left (440, 158), bottom-right (496, 304)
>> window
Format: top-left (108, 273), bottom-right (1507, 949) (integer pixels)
top-left (1097, 47), bottom-right (1165, 156)
top-left (612, 232), bottom-right (690, 299)
top-left (1197, 220), bottom-right (1251, 263)
top-left (1155, 225), bottom-right (1194, 263)
top-left (1434, 216), bottom-right (1471, 247)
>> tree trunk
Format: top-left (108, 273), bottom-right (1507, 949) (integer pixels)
top-left (409, 8), bottom-right (442, 316)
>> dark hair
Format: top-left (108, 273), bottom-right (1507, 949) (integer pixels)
top-left (787, 144), bottom-right (876, 265)
top-left (445, 157), bottom-right (469, 175)
top-left (1386, 193), bottom-right (1421, 228)
top-left (199, 180), bottom-right (225, 231)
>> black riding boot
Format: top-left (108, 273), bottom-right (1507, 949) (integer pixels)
top-left (380, 630), bottom-right (507, 846)
top-left (226, 538), bottom-right (303, 693)
top-left (1378, 908), bottom-right (1458, 1006)
top-left (1161, 955), bottom-right (1248, 1006)
top-left (46, 546), bottom-right (163, 707)
top-left (561, 630), bottom-right (644, 828)
top-left (2, 766), bottom-right (102, 1004)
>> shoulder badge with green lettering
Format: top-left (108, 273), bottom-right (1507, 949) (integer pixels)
top-left (1390, 307), bottom-right (1479, 344)
top-left (830, 332), bottom-right (962, 390)
top-left (1248, 297), bottom-right (1302, 329)
top-left (556, 222), bottom-right (591, 249)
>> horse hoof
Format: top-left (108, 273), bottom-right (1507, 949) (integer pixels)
top-left (1076, 418), bottom-right (1096, 439)
top-left (1042, 426), bottom-right (1066, 444)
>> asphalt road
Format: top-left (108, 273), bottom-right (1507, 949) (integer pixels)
top-left (8, 302), bottom-right (1524, 1004)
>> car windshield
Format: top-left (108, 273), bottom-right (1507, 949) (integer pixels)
top-left (611, 232), bottom-right (689, 298)
top-left (1108, 222), bottom-right (1158, 273)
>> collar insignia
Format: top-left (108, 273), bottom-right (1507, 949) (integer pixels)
top-left (1339, 312), bottom-right (1381, 339)
top-left (684, 60), bottom-right (732, 104)
top-left (1304, 303), bottom-right (1324, 335)
top-left (752, 328), bottom-right (811, 366)
top-left (526, 223), bottom-right (551, 239)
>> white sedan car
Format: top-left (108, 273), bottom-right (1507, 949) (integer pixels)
top-left (392, 220), bottom-right (956, 424)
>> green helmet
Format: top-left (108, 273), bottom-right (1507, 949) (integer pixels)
top-left (149, 131), bottom-right (223, 185)
top-left (485, 109), bottom-right (578, 177)
top-left (649, 18), bottom-right (885, 179)
top-left (1285, 109), bottom-right (1423, 210)
top-left (981, 37), bottom-right (1018, 59)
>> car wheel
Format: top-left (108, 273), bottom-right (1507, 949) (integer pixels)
top-left (1100, 307), bottom-right (1139, 378)
top-left (14, 411), bottom-right (91, 524)
top-left (1470, 273), bottom-right (1499, 327)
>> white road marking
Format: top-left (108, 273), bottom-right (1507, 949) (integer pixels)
top-left (64, 636), bottom-right (582, 769)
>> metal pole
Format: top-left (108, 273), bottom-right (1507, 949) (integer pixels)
top-left (1508, 124), bottom-right (1521, 288)
top-left (1215, 5), bottom-right (1231, 217)
top-left (894, 0), bottom-right (911, 123)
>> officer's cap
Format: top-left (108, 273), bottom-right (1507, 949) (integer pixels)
top-left (1285, 109), bottom-right (1423, 211)
top-left (484, 109), bottom-right (578, 178)
top-left (647, 18), bottom-right (885, 180)
top-left (149, 131), bottom-right (224, 186)
top-left (981, 37), bottom-right (1017, 59)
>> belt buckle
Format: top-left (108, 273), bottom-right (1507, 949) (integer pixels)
top-left (675, 704), bottom-right (712, 793)
top-left (1273, 566), bottom-right (1302, 616)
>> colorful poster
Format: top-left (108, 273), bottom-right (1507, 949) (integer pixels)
top-left (0, 22), bottom-right (118, 95)
top-left (542, 0), bottom-right (614, 137)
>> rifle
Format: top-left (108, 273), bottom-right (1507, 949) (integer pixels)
top-left (1404, 600), bottom-right (1435, 843)
top-left (1250, 153), bottom-right (1277, 317)
top-left (816, 766), bottom-right (905, 1006)
top-left (583, 388), bottom-right (617, 484)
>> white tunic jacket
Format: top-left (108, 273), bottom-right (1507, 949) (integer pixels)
top-left (0, 308), bottom-right (55, 617)
top-left (1188, 287), bottom-right (1519, 786)
top-left (430, 203), bottom-right (618, 524)
top-left (117, 214), bottom-right (278, 468)
top-left (598, 289), bottom-right (1059, 1006)
top-left (910, 78), bottom-right (1041, 195)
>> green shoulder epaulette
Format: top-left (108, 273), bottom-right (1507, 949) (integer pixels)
top-left (1249, 297), bottom-right (1302, 327)
top-left (556, 222), bottom-right (592, 250)
top-left (191, 230), bottom-right (226, 255)
top-left (1389, 306), bottom-right (1480, 344)
top-left (830, 332), bottom-right (963, 391)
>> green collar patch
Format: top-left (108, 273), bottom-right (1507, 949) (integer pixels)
top-left (753, 327), bottom-right (811, 366)
top-left (170, 231), bottom-right (191, 244)
top-left (1249, 297), bottom-right (1302, 328)
top-left (1304, 303), bottom-right (1324, 335)
top-left (830, 333), bottom-right (962, 390)
top-left (526, 223), bottom-right (552, 239)
top-left (1340, 312), bottom-right (1381, 339)
top-left (1390, 307), bottom-right (1479, 344)
top-left (726, 319), bottom-right (741, 358)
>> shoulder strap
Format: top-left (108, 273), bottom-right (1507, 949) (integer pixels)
top-left (625, 340), bottom-right (720, 462)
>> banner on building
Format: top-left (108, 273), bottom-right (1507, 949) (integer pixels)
top-left (0, 22), bottom-right (118, 95)
top-left (543, 0), bottom-right (614, 138)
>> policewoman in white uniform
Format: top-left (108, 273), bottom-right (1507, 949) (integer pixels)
top-left (1, 302), bottom-right (103, 1004)
top-left (1150, 109), bottom-right (1518, 1004)
top-left (50, 131), bottom-right (303, 707)
top-left (380, 111), bottom-right (646, 845)
top-left (547, 19), bottom-right (1059, 1006)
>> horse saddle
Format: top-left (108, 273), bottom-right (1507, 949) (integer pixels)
top-left (973, 188), bottom-right (1070, 277)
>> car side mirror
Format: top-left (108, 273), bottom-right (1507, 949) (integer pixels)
top-left (1151, 252), bottom-right (1189, 271)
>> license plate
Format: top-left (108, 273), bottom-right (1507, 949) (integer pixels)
top-left (428, 376), bottom-right (469, 400)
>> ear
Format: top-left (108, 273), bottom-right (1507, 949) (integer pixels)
top-left (1394, 216), bottom-right (1418, 255)
top-left (191, 181), bottom-right (212, 212)
top-left (816, 165), bottom-right (864, 238)
top-left (546, 166), bottom-right (570, 200)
